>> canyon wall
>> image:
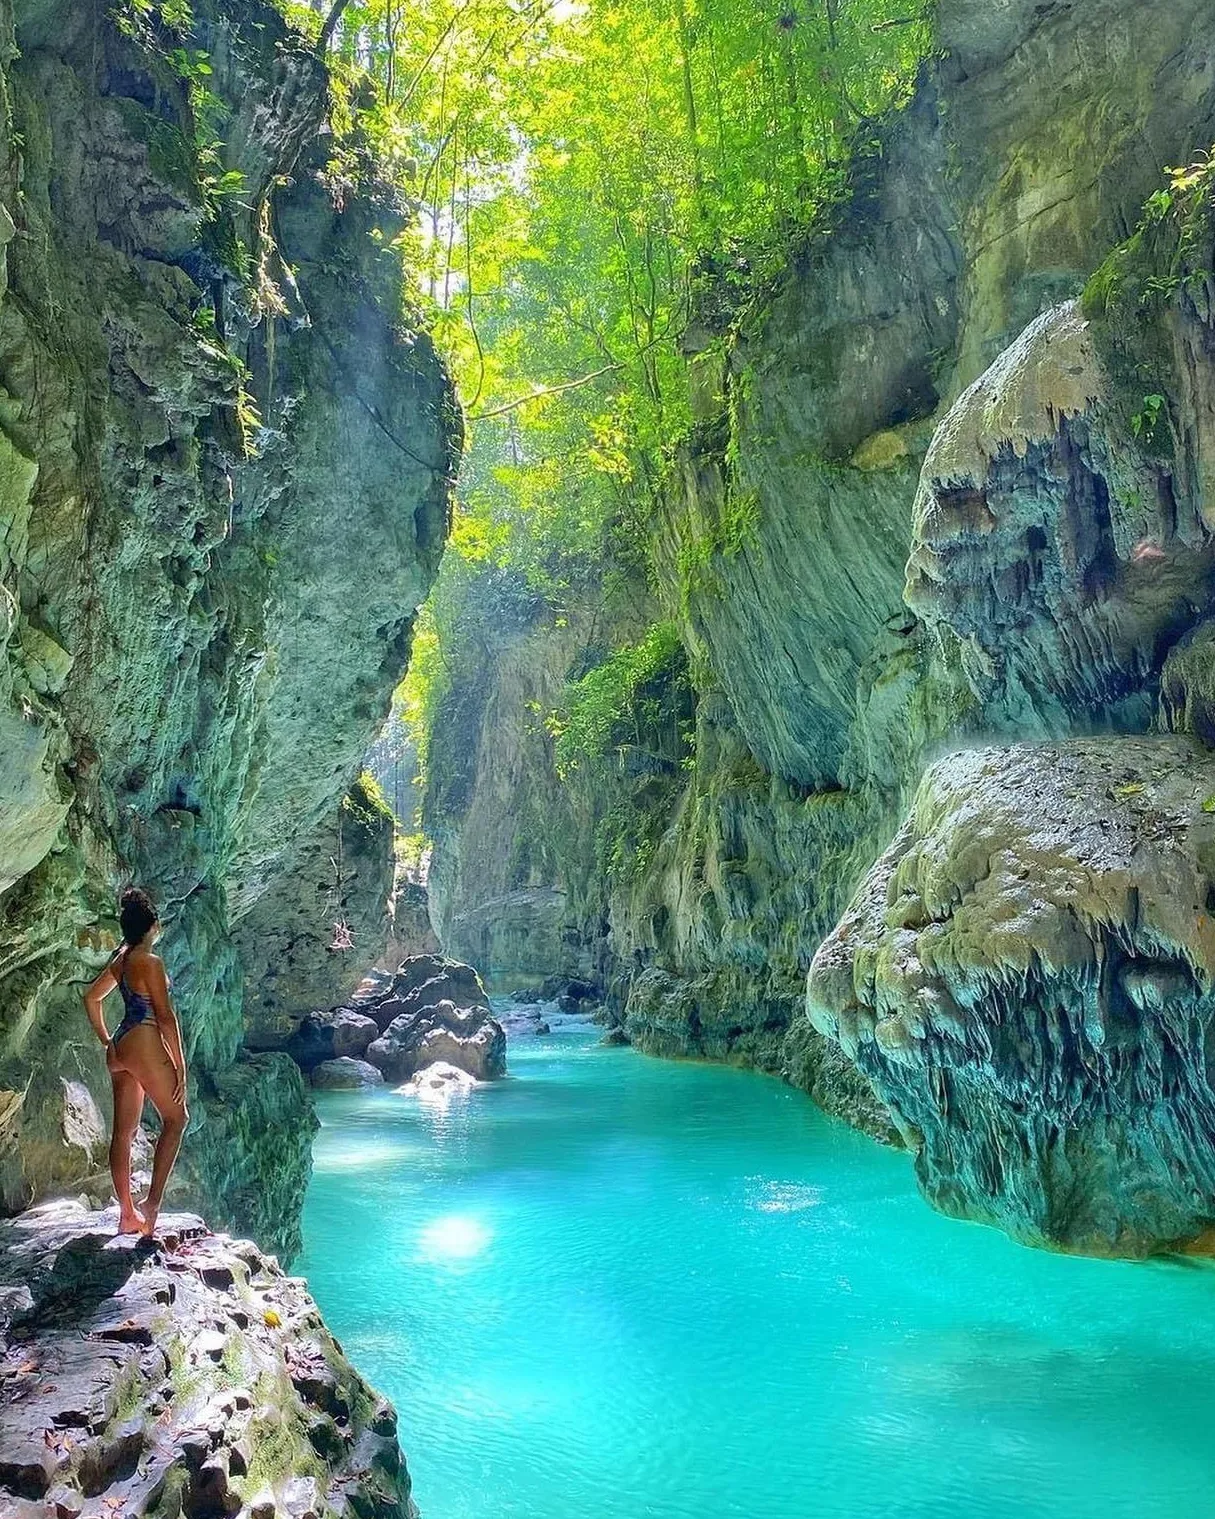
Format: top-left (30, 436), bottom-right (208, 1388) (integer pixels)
top-left (0, 0), bottom-right (457, 1259)
top-left (426, 0), bottom-right (1215, 1244)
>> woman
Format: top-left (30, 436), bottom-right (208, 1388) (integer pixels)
top-left (83, 887), bottom-right (189, 1238)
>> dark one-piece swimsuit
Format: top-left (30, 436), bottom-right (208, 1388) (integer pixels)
top-left (111, 953), bottom-right (156, 1048)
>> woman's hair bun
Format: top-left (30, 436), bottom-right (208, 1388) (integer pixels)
top-left (119, 886), bottom-right (159, 946)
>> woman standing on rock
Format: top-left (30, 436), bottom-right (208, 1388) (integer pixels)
top-left (83, 888), bottom-right (189, 1238)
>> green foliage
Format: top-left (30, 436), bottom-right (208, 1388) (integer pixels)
top-left (551, 622), bottom-right (689, 779)
top-left (111, 0), bottom-right (265, 457)
top-left (1082, 149), bottom-right (1215, 456)
top-left (283, 0), bottom-right (930, 610)
top-left (343, 770), bottom-right (395, 831)
top-left (1131, 392), bottom-right (1166, 444)
top-left (255, 0), bottom-right (926, 862)
top-left (112, 1), bottom-right (250, 223)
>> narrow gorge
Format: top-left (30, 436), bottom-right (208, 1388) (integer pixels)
top-left (3, 0), bottom-right (1215, 1514)
top-left (425, 0), bottom-right (1215, 1253)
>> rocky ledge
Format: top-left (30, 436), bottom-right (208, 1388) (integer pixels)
top-left (279, 956), bottom-right (507, 1088)
top-left (807, 736), bottom-right (1215, 1258)
top-left (0, 1201), bottom-right (411, 1518)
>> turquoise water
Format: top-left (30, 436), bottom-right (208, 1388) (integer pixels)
top-left (300, 1021), bottom-right (1215, 1519)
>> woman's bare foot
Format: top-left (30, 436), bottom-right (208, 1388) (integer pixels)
top-left (116, 1206), bottom-right (146, 1235)
top-left (139, 1201), bottom-right (160, 1239)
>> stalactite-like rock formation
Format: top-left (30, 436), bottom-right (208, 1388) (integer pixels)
top-left (808, 737), bottom-right (1215, 1255)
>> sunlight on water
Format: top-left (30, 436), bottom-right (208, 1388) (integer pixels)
top-left (417, 1213), bottom-right (493, 1262)
top-left (300, 1022), bottom-right (1215, 1519)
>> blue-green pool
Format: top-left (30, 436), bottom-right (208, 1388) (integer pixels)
top-left (299, 1020), bottom-right (1215, 1519)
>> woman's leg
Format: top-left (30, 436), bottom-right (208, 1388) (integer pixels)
top-left (109, 1025), bottom-right (188, 1236)
top-left (107, 1056), bottom-right (145, 1233)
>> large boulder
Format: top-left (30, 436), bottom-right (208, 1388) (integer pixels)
top-left (280, 954), bottom-right (506, 1085)
top-left (362, 954), bottom-right (491, 1033)
top-left (331, 1009), bottom-right (381, 1058)
top-left (806, 735), bottom-right (1215, 1258)
top-left (311, 1058), bottom-right (384, 1090)
top-left (366, 1000), bottom-right (506, 1084)
top-left (284, 1008), bottom-right (379, 1072)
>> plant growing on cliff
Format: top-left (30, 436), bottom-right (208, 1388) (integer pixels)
top-left (1082, 148), bottom-right (1215, 456)
top-left (551, 622), bottom-right (692, 779)
top-left (281, 0), bottom-right (930, 606)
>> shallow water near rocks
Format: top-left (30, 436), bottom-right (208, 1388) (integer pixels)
top-left (300, 1020), bottom-right (1215, 1519)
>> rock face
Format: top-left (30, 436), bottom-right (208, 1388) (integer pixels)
top-left (904, 302), bottom-right (1212, 737)
top-left (425, 596), bottom-right (624, 987)
top-left (384, 879), bottom-right (443, 967)
top-left (0, 1199), bottom-right (413, 1516)
top-left (421, 0), bottom-right (1215, 1248)
top-left (809, 739), bottom-right (1215, 1256)
top-left (0, 0), bottom-right (457, 1255)
top-left (238, 776), bottom-right (400, 1052)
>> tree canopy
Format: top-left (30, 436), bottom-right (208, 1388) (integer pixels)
top-left (279, 0), bottom-right (930, 783)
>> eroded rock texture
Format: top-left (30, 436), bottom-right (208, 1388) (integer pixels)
top-left (0, 1200), bottom-right (412, 1515)
top-left (275, 955), bottom-right (507, 1087)
top-left (0, 0), bottom-right (456, 1256)
top-left (905, 302), bottom-right (1215, 738)
top-left (421, 0), bottom-right (1215, 1248)
top-left (239, 776), bottom-right (399, 1051)
top-left (808, 739), bottom-right (1215, 1256)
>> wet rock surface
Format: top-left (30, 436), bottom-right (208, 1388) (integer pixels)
top-left (0, 1199), bottom-right (413, 1516)
top-left (397, 1062), bottom-right (477, 1101)
top-left (367, 1000), bottom-right (505, 1085)
top-left (808, 737), bottom-right (1215, 1256)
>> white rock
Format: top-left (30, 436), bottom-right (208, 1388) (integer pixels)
top-left (396, 1061), bottom-right (478, 1103)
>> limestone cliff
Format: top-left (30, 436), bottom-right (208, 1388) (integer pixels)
top-left (424, 0), bottom-right (1215, 1246)
top-left (808, 738), bottom-right (1215, 1256)
top-left (0, 0), bottom-right (457, 1258)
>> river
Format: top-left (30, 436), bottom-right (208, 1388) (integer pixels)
top-left (300, 1016), bottom-right (1215, 1519)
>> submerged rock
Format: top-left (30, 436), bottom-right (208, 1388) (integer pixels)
top-left (311, 1058), bottom-right (385, 1090)
top-left (498, 1005), bottom-right (553, 1038)
top-left (0, 1199), bottom-right (413, 1515)
top-left (807, 736), bottom-right (1215, 1256)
